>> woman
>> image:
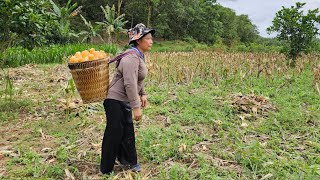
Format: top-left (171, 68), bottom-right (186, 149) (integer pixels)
top-left (100, 23), bottom-right (155, 174)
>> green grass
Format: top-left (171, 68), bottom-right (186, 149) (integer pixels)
top-left (0, 99), bottom-right (32, 123)
top-left (136, 66), bottom-right (320, 179)
top-left (5, 147), bottom-right (71, 179)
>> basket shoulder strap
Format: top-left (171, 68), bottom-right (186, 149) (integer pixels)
top-left (108, 49), bottom-right (141, 64)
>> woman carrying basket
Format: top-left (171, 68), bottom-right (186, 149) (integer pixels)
top-left (100, 23), bottom-right (155, 175)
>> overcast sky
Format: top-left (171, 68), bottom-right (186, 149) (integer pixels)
top-left (217, 0), bottom-right (320, 37)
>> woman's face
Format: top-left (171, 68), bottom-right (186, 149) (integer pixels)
top-left (137, 33), bottom-right (153, 52)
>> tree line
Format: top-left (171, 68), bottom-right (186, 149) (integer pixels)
top-left (2, 0), bottom-right (319, 65)
top-left (69, 0), bottom-right (259, 45)
top-left (56, 0), bottom-right (320, 65)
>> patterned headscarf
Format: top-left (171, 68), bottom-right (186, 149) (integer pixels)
top-left (128, 23), bottom-right (155, 45)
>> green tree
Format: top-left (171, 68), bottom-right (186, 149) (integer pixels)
top-left (150, 0), bottom-right (199, 40)
top-left (146, 0), bottom-right (160, 27)
top-left (236, 15), bottom-right (258, 44)
top-left (79, 15), bottom-right (103, 43)
top-left (117, 0), bottom-right (123, 17)
top-left (97, 5), bottom-right (128, 43)
top-left (216, 5), bottom-right (238, 47)
top-left (267, 2), bottom-right (320, 66)
top-left (61, 0), bottom-right (259, 46)
top-left (49, 0), bottom-right (80, 43)
top-left (0, 0), bottom-right (57, 49)
top-left (123, 0), bottom-right (149, 29)
top-left (186, 0), bottom-right (222, 44)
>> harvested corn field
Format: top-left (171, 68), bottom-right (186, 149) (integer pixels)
top-left (1, 51), bottom-right (320, 179)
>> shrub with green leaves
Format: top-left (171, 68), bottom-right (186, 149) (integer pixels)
top-left (0, 0), bottom-right (58, 49)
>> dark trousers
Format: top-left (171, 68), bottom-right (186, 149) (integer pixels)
top-left (100, 99), bottom-right (138, 174)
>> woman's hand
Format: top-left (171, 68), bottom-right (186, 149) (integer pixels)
top-left (140, 95), bottom-right (148, 108)
top-left (133, 107), bottom-right (142, 121)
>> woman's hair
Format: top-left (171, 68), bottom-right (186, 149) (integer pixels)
top-left (132, 40), bottom-right (138, 47)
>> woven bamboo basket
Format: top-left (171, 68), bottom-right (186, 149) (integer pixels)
top-left (68, 58), bottom-right (109, 104)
